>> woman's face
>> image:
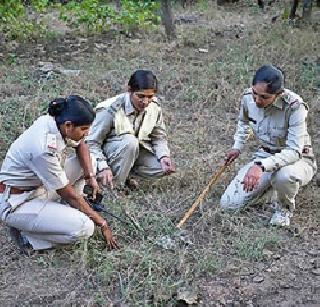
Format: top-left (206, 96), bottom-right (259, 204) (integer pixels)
top-left (252, 82), bottom-right (278, 108)
top-left (130, 89), bottom-right (155, 112)
top-left (64, 122), bottom-right (91, 141)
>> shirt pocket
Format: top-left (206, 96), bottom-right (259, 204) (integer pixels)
top-left (270, 125), bottom-right (286, 146)
top-left (248, 116), bottom-right (258, 135)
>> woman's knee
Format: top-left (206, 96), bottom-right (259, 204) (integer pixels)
top-left (220, 191), bottom-right (245, 210)
top-left (122, 134), bottom-right (139, 152)
top-left (55, 209), bottom-right (94, 242)
top-left (71, 215), bottom-right (94, 240)
top-left (272, 169), bottom-right (297, 188)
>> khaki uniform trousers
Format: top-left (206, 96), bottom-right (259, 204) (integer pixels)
top-left (220, 158), bottom-right (316, 212)
top-left (102, 134), bottom-right (164, 184)
top-left (0, 156), bottom-right (94, 250)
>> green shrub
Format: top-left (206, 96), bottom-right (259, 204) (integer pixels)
top-left (0, 0), bottom-right (160, 40)
top-left (59, 0), bottom-right (116, 32)
top-left (117, 0), bottom-right (160, 29)
top-left (59, 0), bottom-right (160, 32)
top-left (0, 0), bottom-right (52, 40)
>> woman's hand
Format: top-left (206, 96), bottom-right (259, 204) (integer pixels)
top-left (242, 164), bottom-right (263, 193)
top-left (97, 168), bottom-right (114, 189)
top-left (160, 157), bottom-right (176, 175)
top-left (86, 176), bottom-right (100, 200)
top-left (101, 224), bottom-right (119, 250)
top-left (224, 149), bottom-right (240, 166)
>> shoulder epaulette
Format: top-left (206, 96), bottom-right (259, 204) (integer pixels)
top-left (96, 94), bottom-right (126, 115)
top-left (243, 88), bottom-right (252, 96)
top-left (108, 97), bottom-right (125, 115)
top-left (282, 90), bottom-right (307, 110)
top-left (152, 96), bottom-right (161, 106)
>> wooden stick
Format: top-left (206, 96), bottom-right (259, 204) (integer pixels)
top-left (176, 164), bottom-right (227, 229)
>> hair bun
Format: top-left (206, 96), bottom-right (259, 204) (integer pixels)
top-left (48, 98), bottom-right (66, 116)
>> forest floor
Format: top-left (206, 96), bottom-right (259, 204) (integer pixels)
top-left (0, 1), bottom-right (320, 306)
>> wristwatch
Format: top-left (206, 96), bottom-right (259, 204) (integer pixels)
top-left (254, 161), bottom-right (265, 172)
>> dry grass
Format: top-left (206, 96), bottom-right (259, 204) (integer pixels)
top-left (0, 1), bottom-right (320, 305)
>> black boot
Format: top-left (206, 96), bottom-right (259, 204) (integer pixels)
top-left (9, 227), bottom-right (32, 254)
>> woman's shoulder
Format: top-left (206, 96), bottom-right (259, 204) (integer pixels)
top-left (242, 88), bottom-right (253, 96)
top-left (281, 89), bottom-right (306, 110)
top-left (96, 93), bottom-right (127, 111)
top-left (25, 115), bottom-right (65, 154)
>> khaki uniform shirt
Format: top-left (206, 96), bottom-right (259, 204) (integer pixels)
top-left (233, 88), bottom-right (315, 172)
top-left (86, 93), bottom-right (170, 172)
top-left (0, 115), bottom-right (70, 191)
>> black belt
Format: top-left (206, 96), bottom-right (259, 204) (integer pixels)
top-left (0, 182), bottom-right (34, 195)
top-left (261, 146), bottom-right (312, 155)
top-left (260, 146), bottom-right (281, 154)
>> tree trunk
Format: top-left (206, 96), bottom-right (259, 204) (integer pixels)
top-left (217, 0), bottom-right (226, 5)
top-left (160, 0), bottom-right (177, 41)
top-left (289, 0), bottom-right (299, 19)
top-left (257, 0), bottom-right (264, 9)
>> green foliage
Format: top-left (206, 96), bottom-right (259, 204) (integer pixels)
top-left (59, 0), bottom-right (116, 32)
top-left (235, 232), bottom-right (280, 261)
top-left (0, 0), bottom-right (160, 40)
top-left (31, 0), bottom-right (50, 12)
top-left (0, 0), bottom-right (52, 40)
top-left (59, 0), bottom-right (160, 32)
top-left (117, 0), bottom-right (160, 28)
top-left (0, 0), bottom-right (25, 23)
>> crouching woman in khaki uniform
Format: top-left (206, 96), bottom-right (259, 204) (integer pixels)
top-left (221, 65), bottom-right (317, 227)
top-left (86, 70), bottom-right (175, 189)
top-left (0, 95), bottom-right (118, 251)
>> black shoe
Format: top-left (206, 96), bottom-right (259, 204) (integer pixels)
top-left (125, 178), bottom-right (139, 191)
top-left (9, 227), bottom-right (32, 254)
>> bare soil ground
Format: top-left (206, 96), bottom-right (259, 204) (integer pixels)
top-left (0, 1), bottom-right (320, 306)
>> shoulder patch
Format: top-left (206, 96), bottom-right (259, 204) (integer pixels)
top-left (107, 97), bottom-right (125, 115)
top-left (152, 96), bottom-right (160, 105)
top-left (46, 133), bottom-right (57, 150)
top-left (282, 90), bottom-right (305, 110)
top-left (96, 94), bottom-right (124, 111)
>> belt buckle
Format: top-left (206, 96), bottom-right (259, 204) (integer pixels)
top-left (302, 147), bottom-right (310, 154)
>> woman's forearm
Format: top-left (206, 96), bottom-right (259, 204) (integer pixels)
top-left (57, 184), bottom-right (106, 227)
top-left (76, 140), bottom-right (94, 178)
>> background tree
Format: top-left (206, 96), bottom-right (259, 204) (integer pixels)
top-left (160, 0), bottom-right (176, 40)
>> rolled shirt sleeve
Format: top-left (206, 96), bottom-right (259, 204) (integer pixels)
top-left (150, 109), bottom-right (170, 160)
top-left (26, 152), bottom-right (69, 191)
top-left (233, 95), bottom-right (252, 152)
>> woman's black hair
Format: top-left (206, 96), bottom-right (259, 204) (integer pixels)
top-left (252, 65), bottom-right (285, 94)
top-left (128, 70), bottom-right (158, 92)
top-left (48, 95), bottom-right (95, 126)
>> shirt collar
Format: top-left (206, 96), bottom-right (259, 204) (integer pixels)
top-left (124, 93), bottom-right (136, 115)
top-left (273, 93), bottom-right (285, 110)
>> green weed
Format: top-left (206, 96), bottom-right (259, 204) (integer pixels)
top-left (234, 231), bottom-right (281, 261)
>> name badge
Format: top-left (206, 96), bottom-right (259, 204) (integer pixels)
top-left (46, 133), bottom-right (57, 150)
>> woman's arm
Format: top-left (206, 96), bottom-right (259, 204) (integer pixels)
top-left (57, 184), bottom-right (119, 250)
top-left (86, 108), bottom-right (113, 172)
top-left (76, 140), bottom-right (100, 198)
